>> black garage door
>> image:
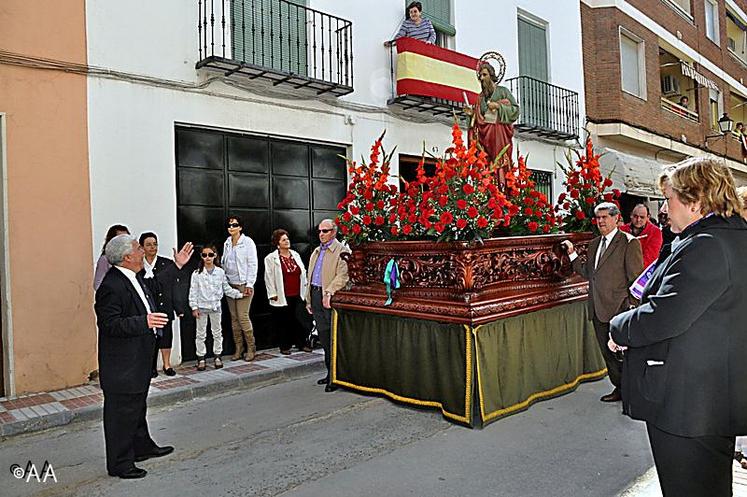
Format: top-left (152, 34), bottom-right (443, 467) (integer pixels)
top-left (175, 126), bottom-right (347, 360)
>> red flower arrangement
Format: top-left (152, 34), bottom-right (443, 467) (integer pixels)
top-left (335, 131), bottom-right (399, 245)
top-left (404, 124), bottom-right (514, 242)
top-left (504, 155), bottom-right (558, 235)
top-left (556, 138), bottom-right (620, 233)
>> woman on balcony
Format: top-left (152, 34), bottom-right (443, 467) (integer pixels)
top-left (393, 2), bottom-right (436, 44)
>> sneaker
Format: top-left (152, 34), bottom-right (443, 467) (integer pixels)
top-left (196, 358), bottom-right (206, 371)
top-left (214, 357), bottom-right (223, 369)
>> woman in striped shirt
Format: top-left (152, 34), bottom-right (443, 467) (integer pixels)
top-left (394, 1), bottom-right (436, 44)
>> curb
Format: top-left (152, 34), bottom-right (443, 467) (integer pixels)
top-left (1, 356), bottom-right (325, 438)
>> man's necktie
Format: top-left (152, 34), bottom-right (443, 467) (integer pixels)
top-left (595, 237), bottom-right (607, 269)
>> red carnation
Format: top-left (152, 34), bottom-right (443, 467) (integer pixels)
top-left (438, 195), bottom-right (448, 207)
top-left (558, 193), bottom-right (567, 202)
top-left (575, 210), bottom-right (586, 220)
top-left (523, 207), bottom-right (534, 216)
top-left (362, 215), bottom-right (372, 225)
top-left (585, 197), bottom-right (595, 205)
top-left (603, 178), bottom-right (613, 187)
top-left (402, 224), bottom-right (413, 235)
top-left (463, 183), bottom-right (475, 195)
top-left (456, 218), bottom-right (468, 229)
top-left (440, 211), bottom-right (454, 224)
top-left (342, 212), bottom-right (352, 222)
top-left (528, 221), bottom-right (539, 232)
top-left (476, 216), bottom-right (488, 228)
top-left (376, 200), bottom-right (385, 209)
top-left (612, 189), bottom-right (621, 197)
top-left (570, 189), bottom-right (580, 199)
top-left (467, 206), bottom-right (479, 218)
top-left (352, 224), bottom-right (362, 234)
top-left (350, 205), bottom-right (360, 215)
top-left (456, 199), bottom-right (468, 210)
top-left (365, 202), bottom-right (374, 211)
top-left (375, 215), bottom-right (385, 225)
top-left (542, 224), bottom-right (550, 233)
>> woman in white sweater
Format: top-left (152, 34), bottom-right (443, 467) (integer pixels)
top-left (264, 229), bottom-right (310, 355)
top-left (189, 244), bottom-right (243, 370)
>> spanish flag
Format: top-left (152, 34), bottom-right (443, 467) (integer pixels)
top-left (396, 37), bottom-right (481, 105)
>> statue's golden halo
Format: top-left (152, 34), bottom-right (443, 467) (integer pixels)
top-left (475, 52), bottom-right (506, 84)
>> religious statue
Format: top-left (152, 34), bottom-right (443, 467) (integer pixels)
top-left (463, 52), bottom-right (519, 185)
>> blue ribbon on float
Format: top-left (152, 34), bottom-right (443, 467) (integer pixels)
top-left (383, 258), bottom-right (400, 306)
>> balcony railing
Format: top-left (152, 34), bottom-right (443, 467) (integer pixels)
top-left (660, 97), bottom-right (699, 123)
top-left (196, 0), bottom-right (353, 96)
top-left (505, 76), bottom-right (579, 141)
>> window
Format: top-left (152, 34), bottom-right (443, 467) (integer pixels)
top-left (727, 8), bottom-right (747, 63)
top-left (664, 0), bottom-right (692, 17)
top-left (409, 0), bottom-right (455, 47)
top-left (705, 0), bottom-right (719, 44)
top-left (529, 169), bottom-right (553, 200)
top-left (619, 29), bottom-right (646, 99)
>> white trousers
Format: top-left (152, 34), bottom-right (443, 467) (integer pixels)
top-left (195, 309), bottom-right (223, 357)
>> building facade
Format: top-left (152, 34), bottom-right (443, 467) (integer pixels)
top-left (582, 0), bottom-right (747, 210)
top-left (0, 0), bottom-right (586, 395)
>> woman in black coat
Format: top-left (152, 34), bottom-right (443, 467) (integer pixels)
top-left (138, 232), bottom-right (189, 377)
top-left (609, 158), bottom-right (747, 497)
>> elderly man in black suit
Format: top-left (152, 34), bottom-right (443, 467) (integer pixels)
top-left (95, 234), bottom-right (193, 479)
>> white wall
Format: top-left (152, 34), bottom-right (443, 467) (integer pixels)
top-left (86, 0), bottom-right (585, 261)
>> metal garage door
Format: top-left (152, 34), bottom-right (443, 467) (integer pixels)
top-left (175, 126), bottom-right (347, 360)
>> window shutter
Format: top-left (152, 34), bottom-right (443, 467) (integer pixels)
top-left (518, 17), bottom-right (548, 81)
top-left (232, 0), bottom-right (307, 74)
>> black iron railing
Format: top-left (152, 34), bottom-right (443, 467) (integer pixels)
top-left (506, 76), bottom-right (579, 140)
top-left (197, 0), bottom-right (353, 95)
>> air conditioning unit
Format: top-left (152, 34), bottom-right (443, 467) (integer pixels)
top-left (661, 75), bottom-right (680, 96)
top-left (728, 37), bottom-right (737, 51)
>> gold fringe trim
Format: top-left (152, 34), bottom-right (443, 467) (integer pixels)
top-left (332, 310), bottom-right (473, 424)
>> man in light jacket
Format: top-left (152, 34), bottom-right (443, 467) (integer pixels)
top-left (306, 219), bottom-right (350, 392)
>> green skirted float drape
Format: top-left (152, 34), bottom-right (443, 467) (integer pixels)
top-left (332, 301), bottom-right (606, 427)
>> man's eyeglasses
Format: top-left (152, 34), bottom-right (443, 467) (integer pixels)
top-left (318, 228), bottom-right (333, 234)
top-left (201, 253), bottom-right (216, 258)
top-left (227, 223), bottom-right (241, 228)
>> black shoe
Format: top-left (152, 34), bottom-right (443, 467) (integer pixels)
top-left (317, 377), bottom-right (329, 385)
top-left (151, 370), bottom-right (158, 379)
top-left (325, 384), bottom-right (338, 392)
top-left (600, 388), bottom-right (622, 402)
top-left (134, 445), bottom-right (174, 462)
top-left (162, 367), bottom-right (176, 377)
top-left (109, 467), bottom-right (147, 479)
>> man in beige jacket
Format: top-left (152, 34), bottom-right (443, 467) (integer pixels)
top-left (306, 219), bottom-right (350, 392)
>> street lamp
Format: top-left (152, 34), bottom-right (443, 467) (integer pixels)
top-left (705, 113), bottom-right (734, 142)
top-left (717, 113), bottom-right (734, 134)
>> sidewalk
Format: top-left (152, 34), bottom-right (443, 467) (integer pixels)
top-left (619, 461), bottom-right (747, 497)
top-left (0, 349), bottom-right (325, 437)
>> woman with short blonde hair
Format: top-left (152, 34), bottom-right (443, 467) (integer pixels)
top-left (610, 157), bottom-right (747, 496)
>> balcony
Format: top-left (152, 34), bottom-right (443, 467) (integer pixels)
top-left (660, 97), bottom-right (699, 123)
top-left (505, 76), bottom-right (580, 141)
top-left (196, 0), bottom-right (353, 96)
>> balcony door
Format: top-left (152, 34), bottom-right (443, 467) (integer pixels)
top-left (518, 14), bottom-right (550, 129)
top-left (175, 126), bottom-right (346, 360)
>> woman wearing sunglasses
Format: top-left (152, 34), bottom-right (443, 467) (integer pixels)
top-left (221, 216), bottom-right (259, 361)
top-left (189, 244), bottom-right (243, 371)
top-left (264, 229), bottom-right (311, 355)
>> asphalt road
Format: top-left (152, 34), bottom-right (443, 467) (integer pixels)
top-left (0, 372), bottom-right (653, 497)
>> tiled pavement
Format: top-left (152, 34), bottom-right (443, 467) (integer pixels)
top-left (0, 349), bottom-right (324, 437)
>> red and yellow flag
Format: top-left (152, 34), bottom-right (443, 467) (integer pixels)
top-left (396, 38), bottom-right (481, 104)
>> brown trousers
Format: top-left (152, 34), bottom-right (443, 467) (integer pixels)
top-left (227, 284), bottom-right (255, 354)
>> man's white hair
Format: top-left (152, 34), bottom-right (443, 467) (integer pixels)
top-left (319, 218), bottom-right (337, 231)
top-left (105, 234), bottom-right (137, 266)
top-left (594, 202), bottom-right (620, 217)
